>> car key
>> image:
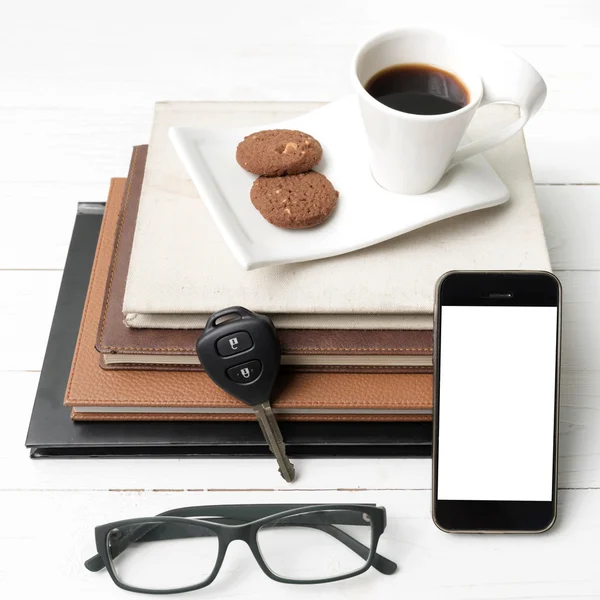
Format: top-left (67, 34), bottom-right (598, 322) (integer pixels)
top-left (196, 306), bottom-right (296, 482)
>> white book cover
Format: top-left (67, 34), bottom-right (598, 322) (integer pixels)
top-left (123, 102), bottom-right (550, 330)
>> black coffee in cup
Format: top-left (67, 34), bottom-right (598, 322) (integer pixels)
top-left (365, 64), bottom-right (469, 115)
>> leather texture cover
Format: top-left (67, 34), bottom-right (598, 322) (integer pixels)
top-left (26, 201), bottom-right (432, 455)
top-left (67, 170), bottom-right (432, 420)
top-left (96, 146), bottom-right (433, 373)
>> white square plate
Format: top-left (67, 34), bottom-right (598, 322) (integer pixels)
top-left (169, 95), bottom-right (508, 270)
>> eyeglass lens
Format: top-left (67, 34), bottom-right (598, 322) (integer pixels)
top-left (256, 509), bottom-right (374, 581)
top-left (107, 521), bottom-right (219, 592)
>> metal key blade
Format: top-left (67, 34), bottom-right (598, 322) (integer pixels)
top-left (253, 402), bottom-right (296, 482)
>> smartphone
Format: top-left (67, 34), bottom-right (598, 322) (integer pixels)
top-left (432, 271), bottom-right (561, 533)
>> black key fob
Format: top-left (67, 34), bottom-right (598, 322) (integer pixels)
top-left (196, 306), bottom-right (281, 407)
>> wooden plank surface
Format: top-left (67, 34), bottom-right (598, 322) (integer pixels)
top-left (1, 489), bottom-right (599, 599)
top-left (1, 1), bottom-right (599, 597)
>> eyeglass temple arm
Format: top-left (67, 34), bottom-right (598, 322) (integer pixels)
top-left (162, 503), bottom-right (371, 520)
top-left (85, 504), bottom-right (396, 575)
top-left (85, 521), bottom-right (158, 572)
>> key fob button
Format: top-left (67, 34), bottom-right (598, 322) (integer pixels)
top-left (227, 360), bottom-right (262, 383)
top-left (216, 331), bottom-right (253, 356)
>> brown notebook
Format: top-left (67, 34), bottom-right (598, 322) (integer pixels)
top-left (66, 176), bottom-right (432, 421)
top-left (96, 146), bottom-right (433, 373)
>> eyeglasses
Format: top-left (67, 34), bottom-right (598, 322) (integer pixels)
top-left (85, 503), bottom-right (396, 593)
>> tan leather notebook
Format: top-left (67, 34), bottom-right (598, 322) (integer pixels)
top-left (96, 146), bottom-right (432, 373)
top-left (66, 176), bottom-right (432, 421)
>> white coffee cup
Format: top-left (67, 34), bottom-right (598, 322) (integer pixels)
top-left (352, 28), bottom-right (547, 195)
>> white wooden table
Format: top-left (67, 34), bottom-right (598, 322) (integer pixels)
top-left (1, 1), bottom-right (599, 597)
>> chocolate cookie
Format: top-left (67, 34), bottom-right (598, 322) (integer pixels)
top-left (250, 171), bottom-right (338, 229)
top-left (236, 129), bottom-right (323, 176)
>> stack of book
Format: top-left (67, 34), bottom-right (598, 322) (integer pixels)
top-left (63, 102), bottom-right (550, 422)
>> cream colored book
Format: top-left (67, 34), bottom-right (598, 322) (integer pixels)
top-left (123, 102), bottom-right (550, 330)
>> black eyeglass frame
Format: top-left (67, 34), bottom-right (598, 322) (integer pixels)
top-left (85, 503), bottom-right (396, 594)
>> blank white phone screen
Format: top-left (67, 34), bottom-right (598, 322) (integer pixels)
top-left (437, 305), bottom-right (558, 501)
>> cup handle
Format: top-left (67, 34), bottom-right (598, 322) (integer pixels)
top-left (449, 46), bottom-right (547, 167)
